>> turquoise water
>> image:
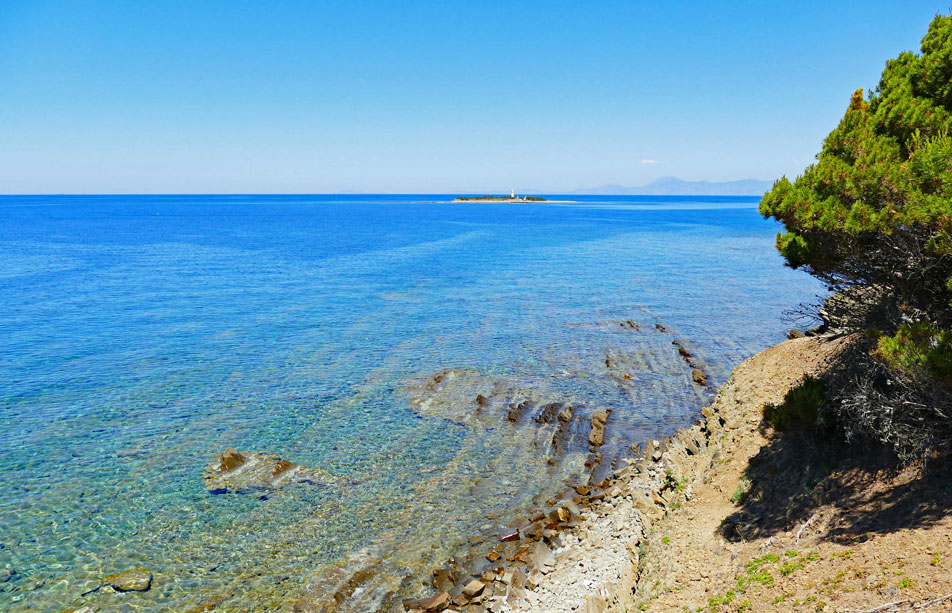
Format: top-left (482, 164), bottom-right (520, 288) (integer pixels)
top-left (0, 195), bottom-right (821, 611)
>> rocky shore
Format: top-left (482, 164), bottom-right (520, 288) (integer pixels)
top-left (60, 332), bottom-right (952, 613)
top-left (403, 334), bottom-right (952, 612)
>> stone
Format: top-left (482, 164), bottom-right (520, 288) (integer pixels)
top-left (787, 328), bottom-right (805, 339)
top-left (420, 591), bottom-right (451, 611)
top-left (530, 543), bottom-right (555, 568)
top-left (204, 449), bottom-right (341, 494)
top-left (692, 369), bottom-right (708, 386)
top-left (588, 410), bottom-right (610, 448)
top-left (0, 568), bottom-right (14, 583)
top-left (103, 568), bottom-right (152, 592)
top-left (625, 539), bottom-right (640, 564)
top-left (487, 550), bottom-right (501, 562)
top-left (507, 400), bottom-right (532, 423)
top-left (500, 529), bottom-right (520, 542)
top-left (432, 568), bottom-right (456, 591)
top-left (219, 447), bottom-right (246, 471)
top-left (462, 580), bottom-right (485, 598)
top-left (535, 402), bottom-right (564, 424)
top-left (575, 485), bottom-right (590, 496)
top-left (632, 490), bottom-right (657, 515)
top-left (524, 522), bottom-right (544, 541)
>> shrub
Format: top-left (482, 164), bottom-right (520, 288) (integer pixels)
top-left (763, 376), bottom-right (827, 430)
top-left (760, 14), bottom-right (952, 460)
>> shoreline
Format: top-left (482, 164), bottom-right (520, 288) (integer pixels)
top-left (289, 320), bottom-right (719, 612)
top-left (400, 334), bottom-right (952, 612)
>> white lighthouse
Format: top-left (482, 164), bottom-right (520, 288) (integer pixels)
top-left (510, 190), bottom-right (515, 198)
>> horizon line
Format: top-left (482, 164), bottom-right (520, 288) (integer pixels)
top-left (0, 192), bottom-right (765, 197)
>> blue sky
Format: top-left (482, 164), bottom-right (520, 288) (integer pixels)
top-left (0, 1), bottom-right (946, 194)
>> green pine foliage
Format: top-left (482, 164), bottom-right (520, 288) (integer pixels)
top-left (761, 14), bottom-right (952, 277)
top-left (760, 14), bottom-right (952, 458)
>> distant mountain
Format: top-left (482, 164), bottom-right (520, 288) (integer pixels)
top-left (574, 177), bottom-right (775, 196)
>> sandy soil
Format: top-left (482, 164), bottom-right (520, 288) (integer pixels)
top-left (632, 336), bottom-right (952, 612)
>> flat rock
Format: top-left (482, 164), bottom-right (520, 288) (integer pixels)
top-left (420, 590), bottom-right (450, 611)
top-left (102, 568), bottom-right (152, 592)
top-left (462, 579), bottom-right (486, 598)
top-left (203, 448), bottom-right (341, 494)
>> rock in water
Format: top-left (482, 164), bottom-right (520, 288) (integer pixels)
top-left (691, 369), bottom-right (708, 386)
top-left (420, 591), bottom-right (450, 611)
top-left (203, 449), bottom-right (341, 494)
top-left (103, 568), bottom-right (152, 592)
top-left (589, 410), bottom-right (610, 448)
top-left (219, 447), bottom-right (246, 471)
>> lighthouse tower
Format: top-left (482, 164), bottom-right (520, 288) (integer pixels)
top-left (510, 190), bottom-right (515, 198)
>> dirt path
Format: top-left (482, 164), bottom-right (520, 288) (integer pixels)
top-left (632, 336), bottom-right (952, 612)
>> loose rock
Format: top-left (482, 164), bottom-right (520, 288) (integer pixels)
top-left (588, 411), bottom-right (610, 448)
top-left (462, 579), bottom-right (485, 598)
top-left (102, 568), bottom-right (152, 592)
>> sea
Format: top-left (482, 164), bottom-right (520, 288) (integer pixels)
top-left (0, 194), bottom-right (823, 611)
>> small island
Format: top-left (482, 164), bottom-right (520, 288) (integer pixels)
top-left (453, 192), bottom-right (547, 203)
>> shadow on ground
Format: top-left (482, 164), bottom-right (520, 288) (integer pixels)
top-left (718, 424), bottom-right (952, 545)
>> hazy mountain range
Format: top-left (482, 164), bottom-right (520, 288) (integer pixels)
top-left (571, 177), bottom-right (775, 196)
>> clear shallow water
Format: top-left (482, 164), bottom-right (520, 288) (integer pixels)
top-left (0, 195), bottom-right (822, 611)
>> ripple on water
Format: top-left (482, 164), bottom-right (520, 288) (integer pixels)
top-left (0, 195), bottom-right (823, 610)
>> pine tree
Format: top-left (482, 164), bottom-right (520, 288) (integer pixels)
top-left (760, 14), bottom-right (952, 458)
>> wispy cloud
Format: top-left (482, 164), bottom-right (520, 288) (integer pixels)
top-left (640, 159), bottom-right (658, 164)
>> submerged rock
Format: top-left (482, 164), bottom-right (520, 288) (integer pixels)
top-left (203, 448), bottom-right (341, 494)
top-left (420, 591), bottom-right (450, 611)
top-left (691, 369), bottom-right (708, 386)
top-left (507, 399), bottom-right (533, 422)
top-left (103, 568), bottom-right (152, 592)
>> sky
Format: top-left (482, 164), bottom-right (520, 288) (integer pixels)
top-left (0, 1), bottom-right (948, 194)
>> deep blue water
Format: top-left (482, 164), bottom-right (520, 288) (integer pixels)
top-left (0, 194), bottom-right (821, 611)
